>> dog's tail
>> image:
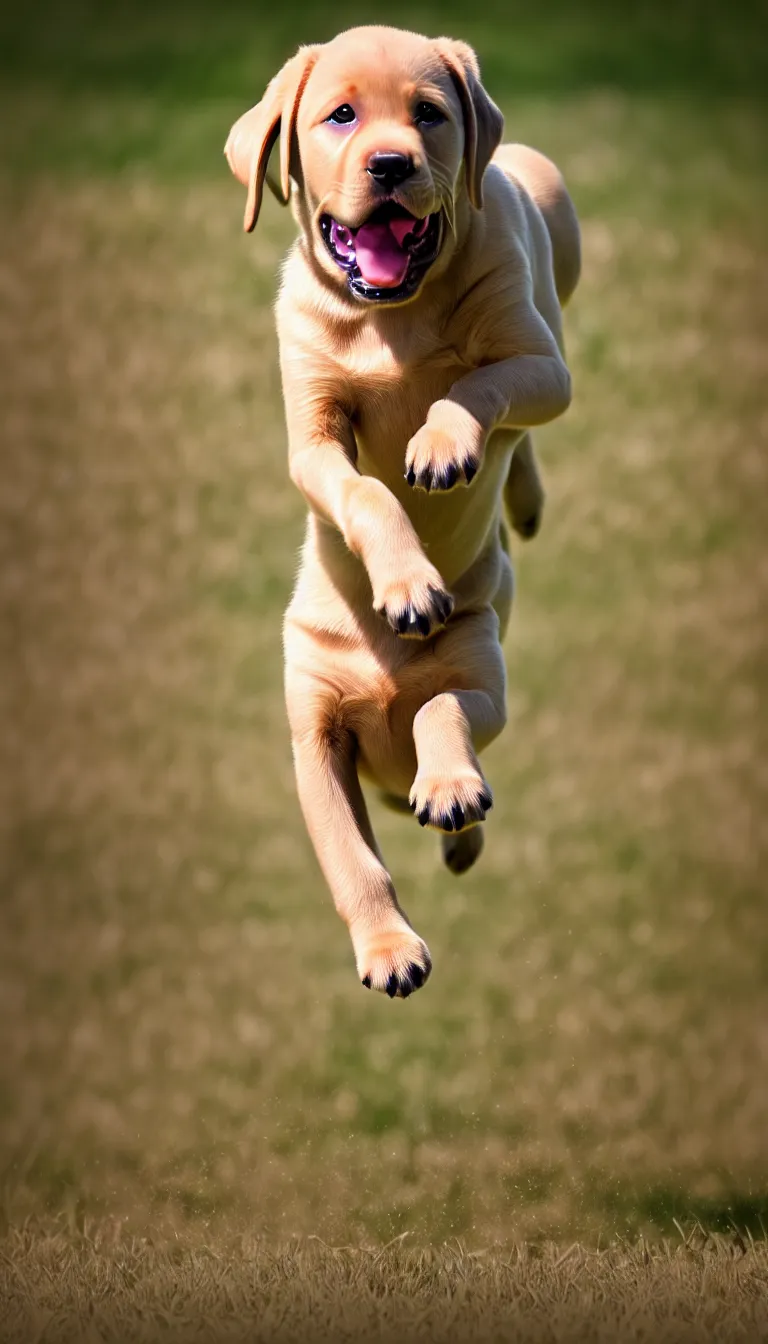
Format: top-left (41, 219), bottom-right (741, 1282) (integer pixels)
top-left (494, 144), bottom-right (581, 308)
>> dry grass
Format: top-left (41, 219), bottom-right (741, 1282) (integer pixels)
top-left (2, 1223), bottom-right (768, 1343)
top-left (1, 2), bottom-right (767, 1336)
top-left (2, 120), bottom-right (766, 1245)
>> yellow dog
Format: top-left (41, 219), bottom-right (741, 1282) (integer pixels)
top-left (225, 25), bottom-right (580, 999)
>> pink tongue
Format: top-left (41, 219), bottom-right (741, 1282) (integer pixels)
top-left (354, 222), bottom-right (409, 287)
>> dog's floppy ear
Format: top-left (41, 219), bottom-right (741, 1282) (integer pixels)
top-left (224, 45), bottom-right (320, 233)
top-left (436, 39), bottom-right (503, 210)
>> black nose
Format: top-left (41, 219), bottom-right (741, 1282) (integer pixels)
top-left (366, 152), bottom-right (414, 192)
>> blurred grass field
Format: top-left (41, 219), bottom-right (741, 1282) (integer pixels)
top-left (1, 0), bottom-right (767, 1267)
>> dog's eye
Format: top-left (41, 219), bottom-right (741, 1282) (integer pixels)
top-left (326, 104), bottom-right (357, 125)
top-left (414, 101), bottom-right (445, 128)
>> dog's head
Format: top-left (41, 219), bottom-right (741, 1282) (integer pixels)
top-left (225, 27), bottom-right (503, 306)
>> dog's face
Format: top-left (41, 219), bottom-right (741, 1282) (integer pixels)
top-left (225, 27), bottom-right (503, 306)
top-left (297, 32), bottom-right (465, 304)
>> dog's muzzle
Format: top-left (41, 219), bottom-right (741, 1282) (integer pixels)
top-left (320, 201), bottom-right (443, 303)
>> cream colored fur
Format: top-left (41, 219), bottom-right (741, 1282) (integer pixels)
top-left (225, 26), bottom-right (580, 998)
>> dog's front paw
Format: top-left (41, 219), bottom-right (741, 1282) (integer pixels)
top-left (409, 769), bottom-right (493, 832)
top-left (405, 400), bottom-right (487, 492)
top-left (354, 925), bottom-right (432, 999)
top-left (373, 567), bottom-right (453, 639)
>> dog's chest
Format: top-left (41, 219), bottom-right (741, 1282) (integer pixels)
top-left (346, 330), bottom-right (476, 466)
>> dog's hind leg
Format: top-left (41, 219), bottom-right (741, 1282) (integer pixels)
top-left (410, 689), bottom-right (500, 832)
top-left (493, 143), bottom-right (581, 309)
top-left (504, 432), bottom-right (545, 541)
top-left (288, 690), bottom-right (431, 999)
top-left (409, 608), bottom-right (507, 838)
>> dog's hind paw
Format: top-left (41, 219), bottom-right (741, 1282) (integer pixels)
top-left (513, 508), bottom-right (543, 539)
top-left (442, 825), bottom-right (485, 874)
top-left (355, 927), bottom-right (432, 999)
top-left (409, 770), bottom-right (492, 833)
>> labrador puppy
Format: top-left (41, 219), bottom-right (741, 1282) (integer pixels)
top-left (225, 26), bottom-right (580, 999)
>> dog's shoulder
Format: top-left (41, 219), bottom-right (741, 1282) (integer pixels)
top-left (445, 149), bottom-right (568, 357)
top-left (435, 169), bottom-right (539, 357)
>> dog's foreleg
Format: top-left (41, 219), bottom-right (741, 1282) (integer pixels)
top-left (444, 303), bottom-right (572, 432)
top-left (288, 704), bottom-right (432, 998)
top-left (282, 369), bottom-right (453, 638)
top-left (405, 305), bottom-right (571, 493)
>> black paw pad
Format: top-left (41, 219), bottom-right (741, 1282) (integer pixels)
top-left (386, 973), bottom-right (399, 998)
top-left (362, 974), bottom-right (371, 989)
top-left (464, 463), bottom-right (477, 485)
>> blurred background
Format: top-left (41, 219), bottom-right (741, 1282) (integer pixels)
top-left (1, 0), bottom-right (766, 1246)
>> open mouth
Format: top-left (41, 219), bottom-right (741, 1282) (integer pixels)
top-left (319, 202), bottom-right (442, 303)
